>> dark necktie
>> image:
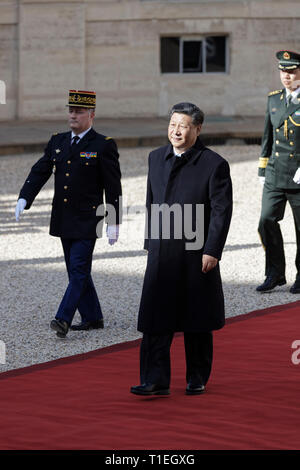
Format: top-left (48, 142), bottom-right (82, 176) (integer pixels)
top-left (71, 135), bottom-right (80, 147)
top-left (286, 94), bottom-right (292, 107)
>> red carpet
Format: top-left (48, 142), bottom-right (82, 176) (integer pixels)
top-left (0, 301), bottom-right (300, 450)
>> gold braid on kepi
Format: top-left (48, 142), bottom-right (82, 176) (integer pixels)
top-left (67, 90), bottom-right (96, 109)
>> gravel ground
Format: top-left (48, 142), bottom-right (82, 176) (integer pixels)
top-left (0, 144), bottom-right (299, 372)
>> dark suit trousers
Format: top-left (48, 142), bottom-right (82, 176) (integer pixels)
top-left (258, 181), bottom-right (300, 280)
top-left (55, 238), bottom-right (103, 324)
top-left (140, 331), bottom-right (213, 388)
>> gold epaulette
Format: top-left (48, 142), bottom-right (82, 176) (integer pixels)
top-left (268, 89), bottom-right (283, 97)
top-left (105, 136), bottom-right (112, 140)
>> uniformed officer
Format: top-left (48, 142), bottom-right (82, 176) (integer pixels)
top-left (257, 51), bottom-right (300, 293)
top-left (15, 90), bottom-right (122, 336)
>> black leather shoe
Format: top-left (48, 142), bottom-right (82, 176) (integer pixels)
top-left (290, 280), bottom-right (300, 294)
top-left (130, 383), bottom-right (170, 396)
top-left (70, 319), bottom-right (104, 331)
top-left (50, 319), bottom-right (69, 338)
top-left (256, 276), bottom-right (286, 292)
top-left (186, 383), bottom-right (205, 395)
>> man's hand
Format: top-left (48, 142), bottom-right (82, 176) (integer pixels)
top-left (15, 198), bottom-right (27, 222)
top-left (259, 176), bottom-right (265, 186)
top-left (202, 254), bottom-right (218, 273)
top-left (106, 225), bottom-right (119, 245)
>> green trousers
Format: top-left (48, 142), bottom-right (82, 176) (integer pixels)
top-left (258, 181), bottom-right (300, 281)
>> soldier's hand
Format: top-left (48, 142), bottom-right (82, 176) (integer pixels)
top-left (202, 254), bottom-right (218, 273)
top-left (15, 198), bottom-right (27, 222)
top-left (259, 176), bottom-right (265, 186)
top-left (107, 224), bottom-right (119, 245)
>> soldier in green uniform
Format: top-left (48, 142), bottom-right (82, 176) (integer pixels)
top-left (257, 50), bottom-right (300, 293)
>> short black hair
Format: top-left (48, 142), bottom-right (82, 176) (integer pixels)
top-left (169, 102), bottom-right (204, 125)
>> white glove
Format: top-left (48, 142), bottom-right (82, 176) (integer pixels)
top-left (15, 198), bottom-right (27, 222)
top-left (106, 225), bottom-right (119, 245)
top-left (259, 176), bottom-right (265, 186)
top-left (293, 168), bottom-right (300, 184)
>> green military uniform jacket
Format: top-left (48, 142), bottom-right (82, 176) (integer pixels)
top-left (258, 88), bottom-right (300, 189)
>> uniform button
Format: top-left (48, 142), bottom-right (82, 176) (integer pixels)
top-left (290, 142), bottom-right (294, 146)
top-left (85, 162), bottom-right (89, 166)
top-left (276, 140), bottom-right (279, 144)
top-left (290, 130), bottom-right (294, 134)
top-left (53, 158), bottom-right (56, 162)
top-left (67, 160), bottom-right (71, 164)
top-left (93, 206), bottom-right (96, 209)
top-left (64, 186), bottom-right (68, 190)
top-left (66, 173), bottom-right (69, 176)
top-left (276, 128), bottom-right (279, 133)
top-left (290, 153), bottom-right (294, 158)
top-left (275, 152), bottom-right (279, 156)
top-left (64, 198), bottom-right (67, 203)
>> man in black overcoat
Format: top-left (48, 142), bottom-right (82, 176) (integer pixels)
top-left (15, 90), bottom-right (122, 337)
top-left (131, 102), bottom-right (232, 396)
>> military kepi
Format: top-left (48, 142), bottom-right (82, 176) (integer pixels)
top-left (276, 50), bottom-right (300, 71)
top-left (67, 90), bottom-right (96, 109)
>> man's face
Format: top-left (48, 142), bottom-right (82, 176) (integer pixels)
top-left (280, 68), bottom-right (300, 91)
top-left (69, 107), bottom-right (95, 134)
top-left (168, 113), bottom-right (202, 154)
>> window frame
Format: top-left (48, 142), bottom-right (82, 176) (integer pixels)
top-left (161, 35), bottom-right (229, 75)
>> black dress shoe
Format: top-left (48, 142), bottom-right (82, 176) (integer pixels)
top-left (256, 276), bottom-right (286, 292)
top-left (130, 383), bottom-right (170, 396)
top-left (186, 383), bottom-right (205, 395)
top-left (50, 319), bottom-right (69, 338)
top-left (290, 280), bottom-right (300, 294)
top-left (70, 319), bottom-right (104, 331)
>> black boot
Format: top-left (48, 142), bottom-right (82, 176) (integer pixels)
top-left (256, 276), bottom-right (286, 292)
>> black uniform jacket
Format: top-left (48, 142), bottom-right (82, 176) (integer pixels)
top-left (19, 128), bottom-right (122, 239)
top-left (137, 138), bottom-right (232, 334)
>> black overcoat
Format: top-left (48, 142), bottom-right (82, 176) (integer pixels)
top-left (19, 128), bottom-right (122, 238)
top-left (137, 138), bottom-right (232, 334)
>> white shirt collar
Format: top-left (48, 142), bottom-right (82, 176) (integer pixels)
top-left (173, 147), bottom-right (183, 157)
top-left (286, 87), bottom-right (300, 103)
top-left (71, 126), bottom-right (92, 141)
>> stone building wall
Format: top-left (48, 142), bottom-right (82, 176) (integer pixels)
top-left (0, 0), bottom-right (299, 120)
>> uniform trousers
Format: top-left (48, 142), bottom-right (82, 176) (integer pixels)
top-left (258, 181), bottom-right (300, 281)
top-left (140, 331), bottom-right (213, 388)
top-left (55, 238), bottom-right (103, 325)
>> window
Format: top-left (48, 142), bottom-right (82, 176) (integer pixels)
top-left (160, 36), bottom-right (228, 74)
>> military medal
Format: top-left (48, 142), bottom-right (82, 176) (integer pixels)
top-left (80, 152), bottom-right (97, 159)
